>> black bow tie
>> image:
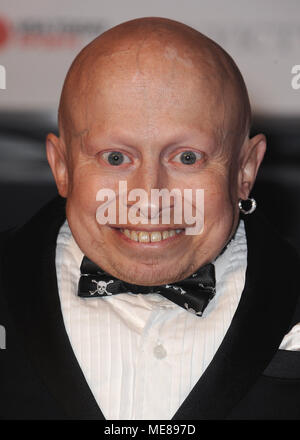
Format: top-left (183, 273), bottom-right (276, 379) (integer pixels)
top-left (78, 257), bottom-right (216, 316)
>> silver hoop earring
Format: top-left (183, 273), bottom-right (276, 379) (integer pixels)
top-left (239, 198), bottom-right (257, 215)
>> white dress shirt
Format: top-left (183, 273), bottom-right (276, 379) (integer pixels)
top-left (55, 219), bottom-right (300, 420)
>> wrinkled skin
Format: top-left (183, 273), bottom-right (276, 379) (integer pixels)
top-left (47, 17), bottom-right (266, 285)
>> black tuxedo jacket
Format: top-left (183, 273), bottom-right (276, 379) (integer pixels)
top-left (1, 196), bottom-right (300, 420)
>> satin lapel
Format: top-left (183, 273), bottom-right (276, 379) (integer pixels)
top-left (173, 211), bottom-right (300, 420)
top-left (3, 196), bottom-right (104, 420)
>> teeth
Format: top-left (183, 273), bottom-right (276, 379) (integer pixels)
top-left (139, 231), bottom-right (150, 242)
top-left (131, 230), bottom-right (139, 241)
top-left (121, 228), bottom-right (183, 243)
top-left (162, 230), bottom-right (169, 240)
top-left (124, 229), bottom-right (131, 238)
top-left (150, 231), bottom-right (162, 242)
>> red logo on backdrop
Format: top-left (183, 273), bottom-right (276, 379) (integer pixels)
top-left (0, 17), bottom-right (11, 48)
top-left (0, 15), bottom-right (103, 51)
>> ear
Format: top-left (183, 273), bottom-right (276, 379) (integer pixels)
top-left (46, 133), bottom-right (69, 198)
top-left (238, 133), bottom-right (266, 200)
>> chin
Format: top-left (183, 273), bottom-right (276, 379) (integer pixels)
top-left (108, 256), bottom-right (190, 286)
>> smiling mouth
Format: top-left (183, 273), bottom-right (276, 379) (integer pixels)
top-left (119, 228), bottom-right (184, 243)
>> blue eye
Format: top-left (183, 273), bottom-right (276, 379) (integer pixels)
top-left (172, 151), bottom-right (203, 165)
top-left (102, 151), bottom-right (131, 166)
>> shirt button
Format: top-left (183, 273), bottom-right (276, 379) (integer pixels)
top-left (153, 343), bottom-right (167, 359)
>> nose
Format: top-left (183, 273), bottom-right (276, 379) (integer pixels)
top-left (122, 162), bottom-right (173, 222)
top-left (131, 163), bottom-right (162, 221)
top-left (138, 199), bottom-right (160, 221)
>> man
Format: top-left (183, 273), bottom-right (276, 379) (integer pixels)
top-left (0, 17), bottom-right (300, 420)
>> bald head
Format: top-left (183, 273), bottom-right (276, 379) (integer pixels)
top-left (58, 17), bottom-right (251, 153)
top-left (47, 17), bottom-right (265, 286)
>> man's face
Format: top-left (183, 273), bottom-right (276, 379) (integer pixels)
top-left (51, 46), bottom-right (243, 285)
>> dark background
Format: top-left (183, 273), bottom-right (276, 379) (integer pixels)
top-left (0, 112), bottom-right (299, 253)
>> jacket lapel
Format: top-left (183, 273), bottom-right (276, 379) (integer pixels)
top-left (173, 210), bottom-right (300, 419)
top-left (3, 196), bottom-right (104, 420)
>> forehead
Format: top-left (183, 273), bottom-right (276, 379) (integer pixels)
top-left (65, 41), bottom-right (231, 147)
